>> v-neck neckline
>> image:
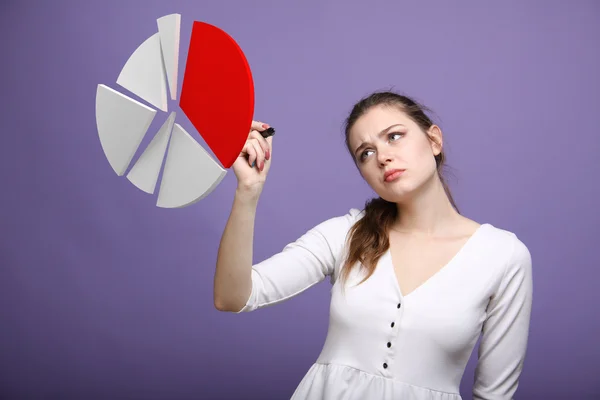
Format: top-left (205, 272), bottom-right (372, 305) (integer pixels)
top-left (386, 223), bottom-right (489, 300)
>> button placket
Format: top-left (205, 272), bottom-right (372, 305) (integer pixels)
top-left (383, 299), bottom-right (402, 372)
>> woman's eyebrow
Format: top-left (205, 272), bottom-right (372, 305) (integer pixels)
top-left (353, 124), bottom-right (405, 155)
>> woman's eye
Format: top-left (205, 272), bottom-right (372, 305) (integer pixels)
top-left (360, 150), bottom-right (373, 161)
top-left (389, 132), bottom-right (403, 141)
top-left (358, 133), bottom-right (403, 162)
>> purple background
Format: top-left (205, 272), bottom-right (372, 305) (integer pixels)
top-left (1, 1), bottom-right (599, 398)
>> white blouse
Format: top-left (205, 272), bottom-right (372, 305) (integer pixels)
top-left (238, 208), bottom-right (533, 399)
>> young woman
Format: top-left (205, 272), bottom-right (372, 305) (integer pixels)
top-left (214, 91), bottom-right (533, 400)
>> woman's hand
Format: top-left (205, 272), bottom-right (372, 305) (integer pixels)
top-left (232, 120), bottom-right (274, 195)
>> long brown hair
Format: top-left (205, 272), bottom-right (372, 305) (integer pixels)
top-left (340, 90), bottom-right (459, 286)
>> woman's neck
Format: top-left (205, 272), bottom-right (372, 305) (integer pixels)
top-left (392, 175), bottom-right (460, 236)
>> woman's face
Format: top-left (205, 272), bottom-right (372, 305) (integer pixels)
top-left (347, 105), bottom-right (443, 203)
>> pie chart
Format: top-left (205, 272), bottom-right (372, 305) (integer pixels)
top-left (95, 13), bottom-right (255, 208)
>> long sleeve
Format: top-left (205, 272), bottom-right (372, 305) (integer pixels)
top-left (236, 209), bottom-right (361, 313)
top-left (473, 236), bottom-right (533, 399)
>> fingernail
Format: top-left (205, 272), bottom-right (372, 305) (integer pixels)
top-left (262, 123), bottom-right (269, 129)
top-left (260, 161), bottom-right (264, 171)
top-left (251, 161), bottom-right (255, 168)
top-left (266, 150), bottom-right (270, 160)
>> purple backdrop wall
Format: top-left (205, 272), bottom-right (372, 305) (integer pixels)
top-left (1, 1), bottom-right (599, 398)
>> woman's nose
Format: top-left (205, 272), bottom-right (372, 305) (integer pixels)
top-left (377, 149), bottom-right (393, 165)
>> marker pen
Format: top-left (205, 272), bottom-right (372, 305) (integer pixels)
top-left (250, 127), bottom-right (275, 167)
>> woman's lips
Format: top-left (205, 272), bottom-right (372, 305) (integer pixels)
top-left (384, 169), bottom-right (405, 182)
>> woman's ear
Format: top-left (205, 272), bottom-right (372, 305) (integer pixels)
top-left (427, 125), bottom-right (443, 156)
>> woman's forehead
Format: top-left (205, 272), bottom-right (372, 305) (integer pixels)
top-left (349, 106), bottom-right (411, 141)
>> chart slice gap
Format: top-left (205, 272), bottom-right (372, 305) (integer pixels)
top-left (117, 33), bottom-right (168, 112)
top-left (126, 111), bottom-right (176, 194)
top-left (157, 123), bottom-right (227, 208)
top-left (157, 14), bottom-right (181, 101)
top-left (95, 84), bottom-right (157, 176)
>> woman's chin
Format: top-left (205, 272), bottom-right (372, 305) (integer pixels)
top-left (377, 190), bottom-right (410, 204)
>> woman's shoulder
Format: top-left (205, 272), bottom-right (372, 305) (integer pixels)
top-left (310, 207), bottom-right (364, 239)
top-left (477, 222), bottom-right (532, 272)
top-left (297, 208), bottom-right (362, 255)
top-left (315, 208), bottom-right (364, 233)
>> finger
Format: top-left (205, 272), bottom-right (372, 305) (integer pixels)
top-left (251, 120), bottom-right (269, 132)
top-left (249, 130), bottom-right (270, 160)
top-left (245, 143), bottom-right (257, 167)
top-left (250, 140), bottom-right (265, 170)
top-left (266, 136), bottom-right (273, 159)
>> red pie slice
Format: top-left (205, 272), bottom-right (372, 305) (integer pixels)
top-left (179, 21), bottom-right (255, 169)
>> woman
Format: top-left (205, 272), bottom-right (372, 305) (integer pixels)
top-left (214, 91), bottom-right (533, 400)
